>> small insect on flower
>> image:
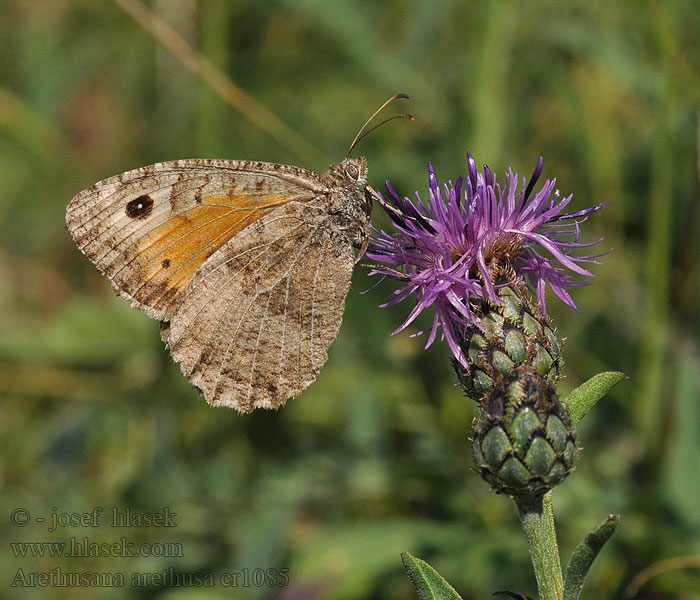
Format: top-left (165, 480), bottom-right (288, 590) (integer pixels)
top-left (365, 152), bottom-right (608, 367)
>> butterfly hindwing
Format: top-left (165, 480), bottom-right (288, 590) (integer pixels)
top-left (162, 200), bottom-right (355, 411)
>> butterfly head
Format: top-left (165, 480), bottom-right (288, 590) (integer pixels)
top-left (324, 156), bottom-right (368, 191)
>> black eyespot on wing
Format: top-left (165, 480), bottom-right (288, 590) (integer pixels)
top-left (126, 195), bottom-right (154, 219)
top-left (162, 258), bottom-right (171, 269)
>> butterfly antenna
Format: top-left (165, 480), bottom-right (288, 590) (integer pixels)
top-left (347, 93), bottom-right (412, 157)
top-left (350, 114), bottom-right (414, 154)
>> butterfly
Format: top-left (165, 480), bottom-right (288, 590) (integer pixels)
top-left (66, 95), bottom-right (411, 413)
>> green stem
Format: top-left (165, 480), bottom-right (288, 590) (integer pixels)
top-left (516, 492), bottom-right (563, 600)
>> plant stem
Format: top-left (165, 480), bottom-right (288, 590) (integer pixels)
top-left (516, 492), bottom-right (564, 600)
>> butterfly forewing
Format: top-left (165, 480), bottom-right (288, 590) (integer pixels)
top-left (66, 159), bottom-right (325, 318)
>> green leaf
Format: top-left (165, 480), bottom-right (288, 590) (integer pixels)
top-left (563, 514), bottom-right (620, 600)
top-left (401, 552), bottom-right (463, 600)
top-left (563, 371), bottom-right (628, 424)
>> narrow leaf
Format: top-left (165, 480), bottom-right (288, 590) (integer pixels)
top-left (563, 371), bottom-right (627, 424)
top-left (401, 552), bottom-right (463, 600)
top-left (563, 514), bottom-right (620, 600)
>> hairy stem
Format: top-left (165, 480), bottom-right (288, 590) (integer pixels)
top-left (516, 492), bottom-right (563, 600)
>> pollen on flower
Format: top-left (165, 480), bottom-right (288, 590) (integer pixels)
top-left (479, 233), bottom-right (522, 279)
top-left (365, 152), bottom-right (608, 367)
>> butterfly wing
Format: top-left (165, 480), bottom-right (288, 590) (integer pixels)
top-left (162, 200), bottom-right (355, 412)
top-left (66, 159), bottom-right (327, 319)
top-left (67, 159), bottom-right (356, 411)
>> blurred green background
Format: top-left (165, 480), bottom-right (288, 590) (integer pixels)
top-left (1, 0), bottom-right (699, 598)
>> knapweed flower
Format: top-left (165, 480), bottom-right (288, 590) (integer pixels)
top-left (366, 152), bottom-right (607, 367)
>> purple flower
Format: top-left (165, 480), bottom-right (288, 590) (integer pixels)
top-left (366, 152), bottom-right (608, 367)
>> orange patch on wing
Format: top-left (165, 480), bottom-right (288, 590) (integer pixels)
top-left (136, 192), bottom-right (289, 290)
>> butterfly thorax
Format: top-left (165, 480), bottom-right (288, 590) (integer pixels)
top-left (321, 157), bottom-right (372, 249)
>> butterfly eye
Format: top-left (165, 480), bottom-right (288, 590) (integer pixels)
top-left (345, 163), bottom-right (360, 181)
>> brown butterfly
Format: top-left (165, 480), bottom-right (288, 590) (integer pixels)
top-left (66, 95), bottom-right (410, 413)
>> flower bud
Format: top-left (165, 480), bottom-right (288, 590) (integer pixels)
top-left (454, 280), bottom-right (563, 404)
top-left (470, 366), bottom-right (578, 498)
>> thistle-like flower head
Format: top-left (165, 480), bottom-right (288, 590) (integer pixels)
top-left (366, 152), bottom-right (607, 367)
